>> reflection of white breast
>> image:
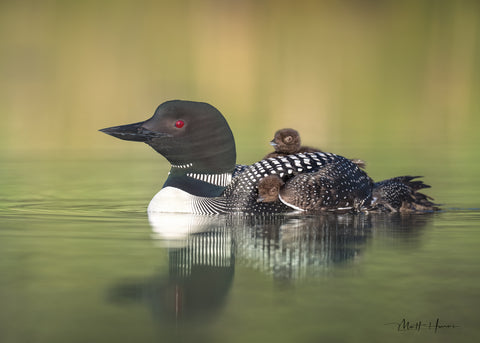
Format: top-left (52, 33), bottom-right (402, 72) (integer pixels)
top-left (148, 186), bottom-right (196, 213)
top-left (148, 211), bottom-right (221, 242)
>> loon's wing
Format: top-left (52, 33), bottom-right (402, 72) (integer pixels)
top-left (223, 152), bottom-right (370, 213)
top-left (370, 176), bottom-right (438, 212)
top-left (232, 164), bottom-right (249, 177)
top-left (278, 161), bottom-right (372, 211)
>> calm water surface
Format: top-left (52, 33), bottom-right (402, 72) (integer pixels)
top-left (1, 151), bottom-right (479, 343)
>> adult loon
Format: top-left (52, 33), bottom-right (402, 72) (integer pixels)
top-left (100, 100), bottom-right (437, 214)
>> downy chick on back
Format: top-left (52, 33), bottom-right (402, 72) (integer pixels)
top-left (264, 128), bottom-right (366, 169)
top-left (264, 128), bottom-right (319, 159)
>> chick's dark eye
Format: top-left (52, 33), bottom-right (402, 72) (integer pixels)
top-left (175, 120), bottom-right (185, 128)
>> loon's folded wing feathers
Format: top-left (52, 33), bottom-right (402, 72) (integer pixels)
top-left (233, 163), bottom-right (249, 177)
top-left (222, 152), bottom-right (371, 213)
top-left (371, 176), bottom-right (438, 212)
top-left (278, 159), bottom-right (373, 211)
top-left (396, 176), bottom-right (431, 191)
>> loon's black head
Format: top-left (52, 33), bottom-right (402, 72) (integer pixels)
top-left (100, 100), bottom-right (237, 174)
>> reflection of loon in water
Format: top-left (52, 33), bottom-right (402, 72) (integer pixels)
top-left (108, 220), bottom-right (235, 322)
top-left (108, 213), bottom-right (433, 321)
top-left (233, 216), bottom-right (368, 280)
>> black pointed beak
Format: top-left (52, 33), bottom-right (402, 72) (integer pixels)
top-left (100, 121), bottom-right (169, 142)
top-left (269, 140), bottom-right (277, 147)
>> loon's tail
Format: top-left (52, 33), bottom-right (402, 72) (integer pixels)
top-left (370, 176), bottom-right (439, 212)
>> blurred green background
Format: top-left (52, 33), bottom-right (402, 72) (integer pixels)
top-left (0, 0), bottom-right (479, 163)
top-left (1, 3), bottom-right (480, 342)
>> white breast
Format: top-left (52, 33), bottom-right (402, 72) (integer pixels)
top-left (147, 186), bottom-right (196, 213)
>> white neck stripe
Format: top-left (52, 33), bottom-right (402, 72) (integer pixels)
top-left (186, 172), bottom-right (232, 187)
top-left (171, 162), bottom-right (193, 169)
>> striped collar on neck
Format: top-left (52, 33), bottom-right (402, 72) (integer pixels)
top-left (186, 172), bottom-right (232, 187)
top-left (171, 162), bottom-right (193, 169)
top-left (169, 163), bottom-right (233, 187)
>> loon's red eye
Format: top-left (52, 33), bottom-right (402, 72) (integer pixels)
top-left (175, 120), bottom-right (185, 128)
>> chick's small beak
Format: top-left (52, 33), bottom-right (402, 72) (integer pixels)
top-left (257, 196), bottom-right (266, 203)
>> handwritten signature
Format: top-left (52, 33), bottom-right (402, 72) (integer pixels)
top-left (385, 318), bottom-right (460, 333)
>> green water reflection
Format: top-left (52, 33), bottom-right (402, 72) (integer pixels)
top-left (0, 154), bottom-right (479, 343)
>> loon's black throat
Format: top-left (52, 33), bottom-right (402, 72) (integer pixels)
top-left (163, 167), bottom-right (233, 197)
